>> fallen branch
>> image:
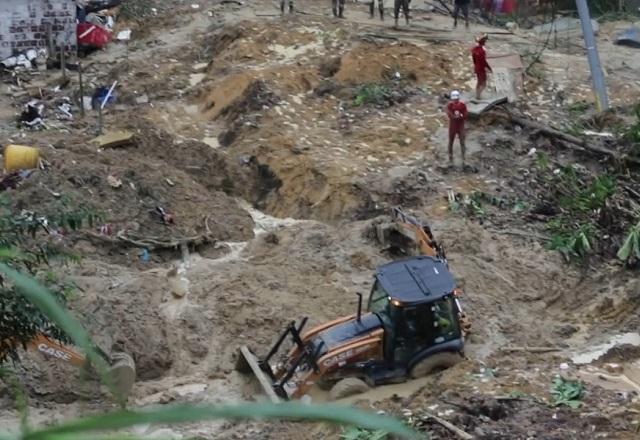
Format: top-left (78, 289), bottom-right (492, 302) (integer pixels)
top-left (491, 111), bottom-right (640, 165)
top-left (501, 346), bottom-right (561, 353)
top-left (83, 231), bottom-right (215, 251)
top-left (423, 413), bottom-right (473, 440)
top-left (487, 228), bottom-right (550, 242)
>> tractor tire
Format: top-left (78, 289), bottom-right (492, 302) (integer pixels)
top-left (409, 352), bottom-right (463, 379)
top-left (329, 377), bottom-right (370, 400)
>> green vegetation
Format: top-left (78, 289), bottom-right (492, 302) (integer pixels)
top-left (0, 262), bottom-right (418, 439)
top-left (542, 167), bottom-right (616, 262)
top-left (551, 377), bottom-right (585, 409)
top-left (0, 195), bottom-right (99, 363)
top-left (618, 220), bottom-right (640, 264)
top-left (625, 104), bottom-right (640, 145)
top-left (354, 83), bottom-right (391, 107)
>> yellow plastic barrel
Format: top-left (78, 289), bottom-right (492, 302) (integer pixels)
top-left (3, 145), bottom-right (40, 171)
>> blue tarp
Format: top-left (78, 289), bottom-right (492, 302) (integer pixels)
top-left (615, 26), bottom-right (640, 48)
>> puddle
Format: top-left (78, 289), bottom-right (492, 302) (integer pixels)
top-left (571, 332), bottom-right (640, 365)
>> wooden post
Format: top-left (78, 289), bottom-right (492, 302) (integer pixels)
top-left (78, 62), bottom-right (85, 119)
top-left (97, 105), bottom-right (103, 135)
top-left (60, 47), bottom-right (67, 80)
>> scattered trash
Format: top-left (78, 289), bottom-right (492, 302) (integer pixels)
top-left (0, 172), bottom-right (22, 192)
top-left (98, 223), bottom-right (114, 235)
top-left (154, 207), bottom-right (174, 225)
top-left (57, 98), bottom-right (74, 120)
top-left (135, 94), bottom-right (150, 105)
top-left (92, 82), bottom-right (118, 109)
top-left (165, 178), bottom-right (175, 187)
top-left (140, 248), bottom-right (151, 262)
top-left (78, 22), bottom-right (112, 49)
top-left (559, 362), bottom-right (569, 370)
top-left (583, 130), bottom-right (614, 138)
top-left (20, 100), bottom-right (47, 129)
top-left (1, 49), bottom-right (48, 70)
top-left (107, 175), bottom-right (123, 188)
top-left (191, 4), bottom-right (200, 9)
top-left (117, 29), bottom-right (132, 41)
top-left (92, 130), bottom-right (135, 148)
top-left (615, 26), bottom-right (640, 49)
top-left (3, 145), bottom-right (40, 172)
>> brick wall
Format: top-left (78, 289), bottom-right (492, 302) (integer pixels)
top-left (0, 0), bottom-right (76, 60)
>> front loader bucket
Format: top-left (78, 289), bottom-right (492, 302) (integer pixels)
top-left (108, 352), bottom-right (136, 399)
top-left (237, 346), bottom-right (281, 403)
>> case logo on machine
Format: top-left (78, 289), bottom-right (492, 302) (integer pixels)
top-left (38, 343), bottom-right (72, 361)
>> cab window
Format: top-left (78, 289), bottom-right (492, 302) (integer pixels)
top-left (431, 297), bottom-right (460, 344)
top-left (368, 280), bottom-right (389, 315)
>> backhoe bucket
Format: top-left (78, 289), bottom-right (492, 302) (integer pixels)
top-left (108, 352), bottom-right (136, 399)
top-left (238, 346), bottom-right (281, 403)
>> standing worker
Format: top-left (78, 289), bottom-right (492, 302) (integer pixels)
top-left (370, 0), bottom-right (384, 20)
top-left (280, 0), bottom-right (293, 14)
top-left (393, 0), bottom-right (410, 27)
top-left (471, 33), bottom-right (492, 100)
top-left (446, 90), bottom-right (468, 167)
top-left (332, 0), bottom-right (345, 18)
top-left (453, 0), bottom-right (470, 29)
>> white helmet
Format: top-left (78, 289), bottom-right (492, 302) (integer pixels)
top-left (450, 90), bottom-right (460, 100)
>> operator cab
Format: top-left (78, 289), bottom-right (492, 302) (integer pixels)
top-left (367, 256), bottom-right (463, 366)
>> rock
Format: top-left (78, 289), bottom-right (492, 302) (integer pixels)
top-left (145, 428), bottom-right (183, 439)
top-left (604, 363), bottom-right (623, 374)
top-left (192, 62), bottom-right (209, 71)
top-left (136, 94), bottom-right (150, 105)
top-left (387, 165), bottom-right (413, 180)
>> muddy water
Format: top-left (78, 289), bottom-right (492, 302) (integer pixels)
top-left (571, 332), bottom-right (640, 365)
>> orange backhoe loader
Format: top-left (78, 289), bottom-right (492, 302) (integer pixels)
top-left (12, 334), bottom-right (136, 398)
top-left (237, 207), bottom-right (470, 402)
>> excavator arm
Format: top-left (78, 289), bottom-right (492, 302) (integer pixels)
top-left (19, 333), bottom-right (136, 398)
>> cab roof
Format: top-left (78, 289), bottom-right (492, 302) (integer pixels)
top-left (375, 256), bottom-right (456, 305)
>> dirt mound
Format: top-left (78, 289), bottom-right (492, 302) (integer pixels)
top-left (334, 41), bottom-right (452, 86)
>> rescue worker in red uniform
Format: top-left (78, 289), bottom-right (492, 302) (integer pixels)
top-left (446, 90), bottom-right (468, 167)
top-left (471, 33), bottom-right (492, 100)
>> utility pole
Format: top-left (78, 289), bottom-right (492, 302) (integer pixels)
top-left (575, 0), bottom-right (609, 111)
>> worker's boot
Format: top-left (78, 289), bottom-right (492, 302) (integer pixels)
top-left (369, 2), bottom-right (374, 18)
top-left (380, 4), bottom-right (384, 20)
top-left (338, 5), bottom-right (344, 18)
top-left (289, 0), bottom-right (294, 13)
top-left (332, 6), bottom-right (338, 17)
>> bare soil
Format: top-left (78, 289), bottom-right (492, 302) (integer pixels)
top-left (2, 0), bottom-right (640, 438)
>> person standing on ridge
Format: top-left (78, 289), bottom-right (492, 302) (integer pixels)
top-left (453, 0), bottom-right (470, 29)
top-left (471, 33), bottom-right (492, 100)
top-left (446, 90), bottom-right (468, 167)
top-left (280, 0), bottom-right (293, 14)
top-left (370, 0), bottom-right (384, 20)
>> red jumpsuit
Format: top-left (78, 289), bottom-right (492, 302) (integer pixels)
top-left (447, 100), bottom-right (468, 140)
top-left (471, 44), bottom-right (491, 86)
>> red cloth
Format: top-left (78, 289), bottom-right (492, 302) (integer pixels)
top-left (476, 69), bottom-right (487, 86)
top-left (447, 101), bottom-right (467, 136)
top-left (471, 44), bottom-right (491, 75)
top-left (77, 22), bottom-right (112, 48)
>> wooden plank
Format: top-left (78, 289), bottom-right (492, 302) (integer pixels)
top-left (240, 346), bottom-right (281, 403)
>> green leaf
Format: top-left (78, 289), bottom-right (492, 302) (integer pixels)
top-left (24, 403), bottom-right (417, 440)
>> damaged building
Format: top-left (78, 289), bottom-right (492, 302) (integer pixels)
top-left (0, 0), bottom-right (77, 60)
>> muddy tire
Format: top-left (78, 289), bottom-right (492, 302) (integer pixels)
top-left (316, 378), bottom-right (337, 391)
top-left (409, 352), bottom-right (463, 379)
top-left (329, 377), bottom-right (370, 400)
